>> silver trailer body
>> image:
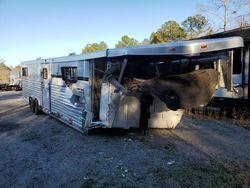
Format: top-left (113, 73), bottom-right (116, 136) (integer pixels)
top-left (21, 37), bottom-right (245, 132)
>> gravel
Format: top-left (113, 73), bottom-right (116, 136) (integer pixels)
top-left (0, 91), bottom-right (250, 188)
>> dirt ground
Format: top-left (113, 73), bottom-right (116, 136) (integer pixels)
top-left (0, 91), bottom-right (250, 188)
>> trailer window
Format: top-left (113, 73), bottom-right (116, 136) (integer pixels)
top-left (22, 68), bottom-right (28, 77)
top-left (42, 68), bottom-right (48, 79)
top-left (61, 67), bottom-right (77, 82)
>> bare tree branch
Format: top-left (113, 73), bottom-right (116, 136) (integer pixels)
top-left (197, 0), bottom-right (250, 31)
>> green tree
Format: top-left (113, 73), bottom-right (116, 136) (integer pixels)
top-left (115, 35), bottom-right (139, 48)
top-left (12, 65), bottom-right (21, 72)
top-left (0, 59), bottom-right (7, 68)
top-left (150, 21), bottom-right (187, 44)
top-left (0, 59), bottom-right (10, 84)
top-left (82, 41), bottom-right (108, 53)
top-left (182, 14), bottom-right (212, 38)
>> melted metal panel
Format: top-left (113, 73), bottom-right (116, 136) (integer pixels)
top-left (100, 83), bottom-right (141, 128)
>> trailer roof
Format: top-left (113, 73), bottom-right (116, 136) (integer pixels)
top-left (107, 36), bottom-right (244, 57)
top-left (21, 36), bottom-right (244, 64)
top-left (21, 50), bottom-right (107, 65)
top-left (200, 27), bottom-right (250, 43)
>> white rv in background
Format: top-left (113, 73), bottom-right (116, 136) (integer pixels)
top-left (21, 36), bottom-right (246, 133)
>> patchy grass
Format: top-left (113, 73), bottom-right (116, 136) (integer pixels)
top-left (152, 163), bottom-right (248, 188)
top-left (232, 108), bottom-right (250, 129)
top-left (185, 107), bottom-right (250, 130)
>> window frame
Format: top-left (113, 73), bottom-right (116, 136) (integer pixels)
top-left (22, 67), bottom-right (28, 77)
top-left (42, 68), bottom-right (48, 79)
top-left (61, 66), bottom-right (77, 83)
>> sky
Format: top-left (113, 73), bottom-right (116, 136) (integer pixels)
top-left (0, 0), bottom-right (206, 66)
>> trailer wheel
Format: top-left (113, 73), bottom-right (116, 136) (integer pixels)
top-left (29, 98), bottom-right (35, 113)
top-left (34, 99), bottom-right (39, 115)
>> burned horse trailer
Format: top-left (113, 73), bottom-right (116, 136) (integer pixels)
top-left (21, 36), bottom-right (244, 132)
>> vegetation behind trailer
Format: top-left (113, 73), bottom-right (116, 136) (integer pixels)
top-left (0, 65), bottom-right (22, 91)
top-left (0, 66), bottom-right (11, 85)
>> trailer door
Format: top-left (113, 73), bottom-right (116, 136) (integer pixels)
top-left (41, 64), bottom-right (50, 112)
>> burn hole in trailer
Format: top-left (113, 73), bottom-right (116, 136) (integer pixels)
top-left (140, 93), bottom-right (154, 130)
top-left (121, 55), bottom-right (224, 125)
top-left (122, 56), bottom-right (202, 80)
top-left (61, 67), bottom-right (77, 83)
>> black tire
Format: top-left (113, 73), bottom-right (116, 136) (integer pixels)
top-left (34, 99), bottom-right (39, 115)
top-left (29, 98), bottom-right (35, 113)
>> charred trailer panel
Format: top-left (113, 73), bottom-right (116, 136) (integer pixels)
top-left (104, 37), bottom-right (244, 129)
top-left (22, 36), bottom-right (244, 133)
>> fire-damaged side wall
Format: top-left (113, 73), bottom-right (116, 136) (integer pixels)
top-left (99, 82), bottom-right (141, 129)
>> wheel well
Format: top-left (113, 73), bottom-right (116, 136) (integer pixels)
top-left (29, 97), bottom-right (33, 104)
top-left (34, 98), bottom-right (40, 109)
